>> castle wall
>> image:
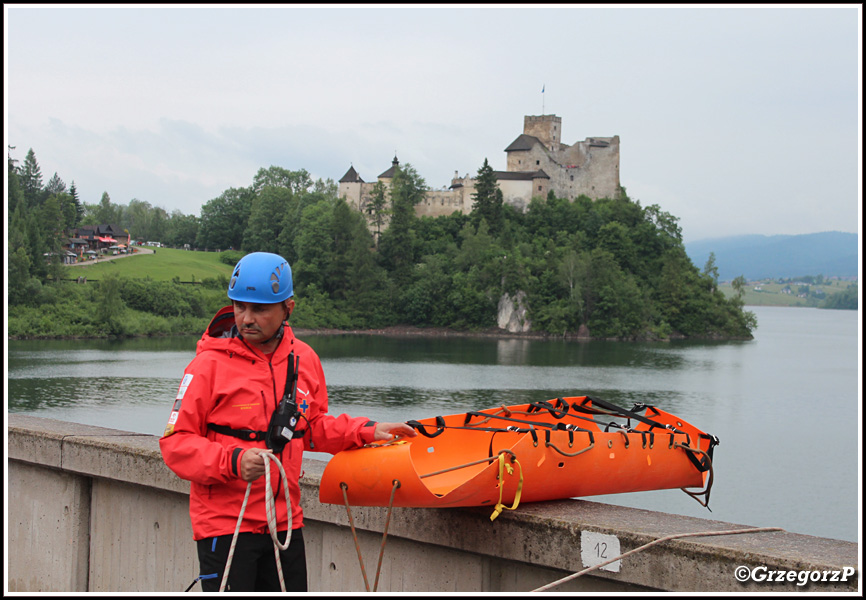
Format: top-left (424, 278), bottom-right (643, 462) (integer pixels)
top-left (498, 179), bottom-right (534, 212)
top-left (417, 189), bottom-right (471, 218)
top-left (555, 136), bottom-right (620, 200)
top-left (339, 182), bottom-right (363, 212)
top-left (506, 136), bottom-right (621, 202)
top-left (506, 145), bottom-right (552, 172)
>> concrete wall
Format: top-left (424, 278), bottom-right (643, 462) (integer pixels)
top-left (6, 414), bottom-right (859, 593)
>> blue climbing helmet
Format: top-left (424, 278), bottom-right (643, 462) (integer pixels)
top-left (227, 252), bottom-right (293, 303)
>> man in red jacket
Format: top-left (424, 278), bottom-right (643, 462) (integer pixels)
top-left (160, 252), bottom-right (415, 592)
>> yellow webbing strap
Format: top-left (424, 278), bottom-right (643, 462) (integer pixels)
top-left (490, 452), bottom-right (523, 521)
top-left (363, 439), bottom-right (409, 448)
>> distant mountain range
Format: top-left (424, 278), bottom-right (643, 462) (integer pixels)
top-left (684, 231), bottom-right (859, 281)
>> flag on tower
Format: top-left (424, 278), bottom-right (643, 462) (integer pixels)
top-left (542, 84), bottom-right (545, 93)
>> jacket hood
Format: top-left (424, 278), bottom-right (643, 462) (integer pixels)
top-left (197, 305), bottom-right (294, 363)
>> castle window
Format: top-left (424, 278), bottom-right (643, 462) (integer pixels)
top-left (538, 185), bottom-right (542, 191)
top-left (570, 175), bottom-right (574, 181)
top-left (536, 160), bottom-right (540, 165)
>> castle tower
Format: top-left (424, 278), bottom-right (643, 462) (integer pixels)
top-left (523, 115), bottom-right (562, 152)
top-left (378, 155), bottom-right (400, 180)
top-left (338, 165), bottom-right (365, 211)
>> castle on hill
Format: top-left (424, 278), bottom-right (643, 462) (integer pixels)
top-left (338, 114), bottom-right (620, 220)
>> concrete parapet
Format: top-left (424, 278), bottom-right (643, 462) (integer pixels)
top-left (6, 415), bottom-right (860, 593)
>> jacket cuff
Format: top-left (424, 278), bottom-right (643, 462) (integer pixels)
top-left (231, 447), bottom-right (244, 478)
top-left (360, 420), bottom-right (378, 445)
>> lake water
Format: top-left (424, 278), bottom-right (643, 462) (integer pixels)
top-left (6, 306), bottom-right (861, 543)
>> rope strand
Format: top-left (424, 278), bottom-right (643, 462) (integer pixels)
top-left (219, 451), bottom-right (291, 592)
top-left (532, 526), bottom-right (784, 592)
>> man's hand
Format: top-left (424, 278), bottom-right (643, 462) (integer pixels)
top-left (373, 421), bottom-right (418, 441)
top-left (240, 447), bottom-right (268, 481)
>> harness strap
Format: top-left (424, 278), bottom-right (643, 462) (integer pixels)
top-left (407, 416), bottom-right (446, 438)
top-left (572, 396), bottom-right (670, 432)
top-left (208, 422), bottom-right (308, 443)
top-left (208, 423), bottom-right (267, 442)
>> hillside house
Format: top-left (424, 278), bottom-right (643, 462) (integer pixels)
top-left (66, 224), bottom-right (130, 258)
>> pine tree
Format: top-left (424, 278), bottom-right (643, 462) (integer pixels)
top-left (20, 148), bottom-right (44, 208)
top-left (470, 158), bottom-right (503, 235)
top-left (45, 172), bottom-right (66, 195)
top-left (7, 150), bottom-right (24, 216)
top-left (69, 181), bottom-right (83, 226)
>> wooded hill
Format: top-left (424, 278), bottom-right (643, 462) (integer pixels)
top-left (685, 232), bottom-right (858, 282)
top-left (8, 149), bottom-right (756, 340)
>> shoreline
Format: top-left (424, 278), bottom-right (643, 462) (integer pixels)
top-left (8, 324), bottom-right (756, 342)
top-left (292, 325), bottom-right (590, 341)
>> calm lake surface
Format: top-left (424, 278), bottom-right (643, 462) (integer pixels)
top-left (6, 306), bottom-right (861, 543)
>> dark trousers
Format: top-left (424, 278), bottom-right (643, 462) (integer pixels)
top-left (196, 528), bottom-right (307, 592)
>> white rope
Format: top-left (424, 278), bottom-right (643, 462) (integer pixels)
top-left (219, 451), bottom-right (292, 592)
top-left (532, 526), bottom-right (784, 592)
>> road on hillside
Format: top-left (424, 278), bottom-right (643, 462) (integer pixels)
top-left (66, 247), bottom-right (154, 267)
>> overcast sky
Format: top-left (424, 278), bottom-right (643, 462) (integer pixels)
top-left (4, 4), bottom-right (861, 243)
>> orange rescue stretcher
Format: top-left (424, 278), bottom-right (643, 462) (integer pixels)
top-left (319, 396), bottom-right (719, 520)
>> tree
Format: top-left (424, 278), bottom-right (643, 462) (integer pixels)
top-left (45, 172), bottom-right (66, 195)
top-left (731, 275), bottom-right (747, 301)
top-left (252, 166), bottom-right (313, 195)
top-left (644, 203), bottom-right (682, 245)
top-left (7, 150), bottom-right (25, 215)
top-left (325, 199), bottom-right (357, 300)
top-left (68, 181), bottom-right (83, 226)
top-left (378, 164), bottom-right (426, 285)
top-left (149, 206), bottom-right (169, 243)
top-left (470, 158), bottom-right (503, 235)
top-left (95, 273), bottom-right (127, 336)
top-left (242, 185), bottom-right (292, 253)
top-left (165, 210), bottom-right (200, 248)
top-left (196, 187), bottom-right (254, 250)
top-left (54, 193), bottom-right (79, 231)
top-left (20, 148), bottom-right (44, 208)
top-left (702, 252), bottom-right (720, 293)
top-left (596, 221), bottom-right (638, 273)
top-left (94, 192), bottom-right (118, 225)
top-left (292, 199), bottom-right (334, 293)
top-left (124, 199), bottom-right (153, 241)
top-left (7, 246), bottom-right (32, 305)
top-left (364, 180), bottom-right (390, 248)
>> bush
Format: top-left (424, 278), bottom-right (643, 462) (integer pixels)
top-left (219, 250), bottom-right (245, 266)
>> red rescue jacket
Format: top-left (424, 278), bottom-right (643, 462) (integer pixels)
top-left (159, 306), bottom-right (378, 540)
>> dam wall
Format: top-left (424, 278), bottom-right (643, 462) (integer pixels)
top-left (6, 415), bottom-right (859, 593)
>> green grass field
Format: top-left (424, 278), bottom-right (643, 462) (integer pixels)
top-left (62, 247), bottom-right (234, 282)
top-left (718, 278), bottom-right (857, 306)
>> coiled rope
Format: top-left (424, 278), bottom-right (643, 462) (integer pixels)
top-left (219, 451), bottom-right (292, 592)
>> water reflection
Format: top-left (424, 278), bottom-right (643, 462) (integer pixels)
top-left (8, 377), bottom-right (179, 411)
top-left (6, 307), bottom-right (860, 542)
